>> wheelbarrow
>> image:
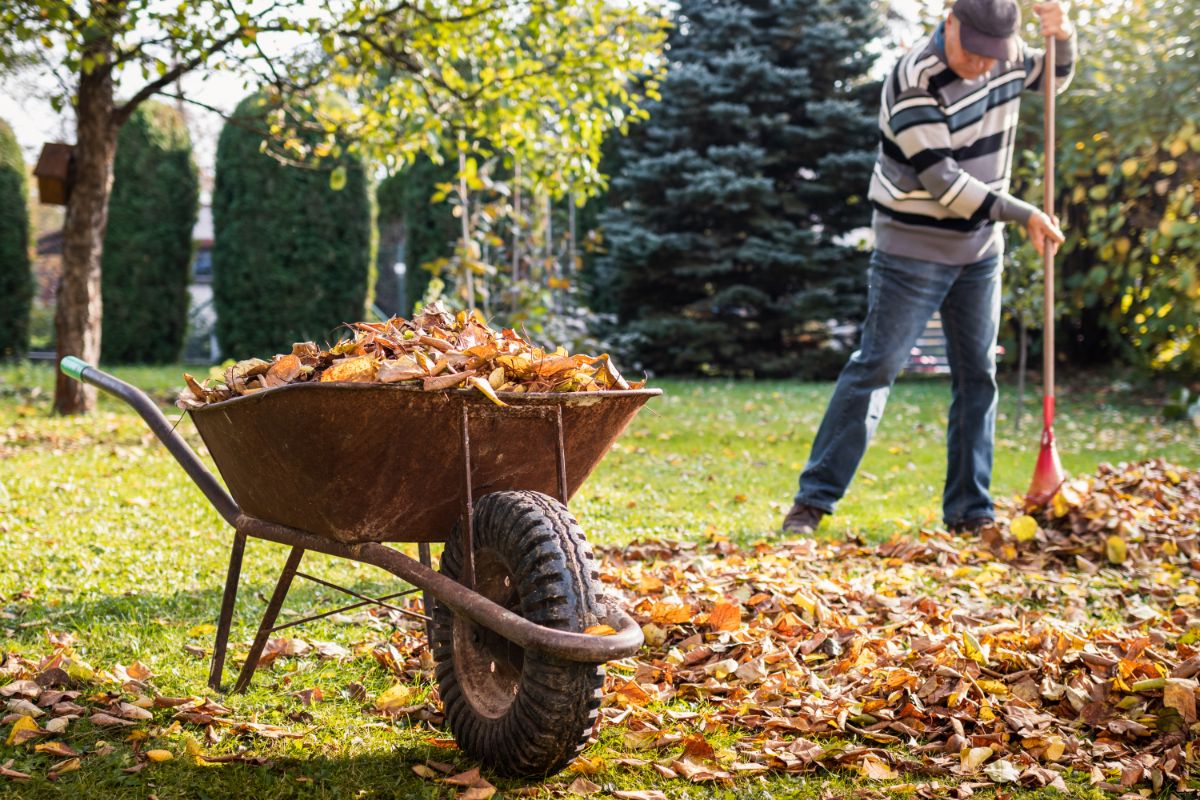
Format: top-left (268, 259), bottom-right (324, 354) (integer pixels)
top-left (59, 356), bottom-right (660, 777)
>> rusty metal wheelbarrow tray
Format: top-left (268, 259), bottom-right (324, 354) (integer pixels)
top-left (58, 357), bottom-right (657, 685)
top-left (189, 380), bottom-right (654, 545)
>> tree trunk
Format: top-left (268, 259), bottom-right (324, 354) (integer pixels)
top-left (54, 65), bottom-right (117, 415)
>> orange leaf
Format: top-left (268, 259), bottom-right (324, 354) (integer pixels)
top-left (707, 601), bottom-right (742, 632)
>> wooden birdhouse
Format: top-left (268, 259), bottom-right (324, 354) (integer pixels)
top-left (34, 143), bottom-right (75, 206)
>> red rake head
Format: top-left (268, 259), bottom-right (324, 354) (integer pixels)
top-left (1025, 426), bottom-right (1066, 509)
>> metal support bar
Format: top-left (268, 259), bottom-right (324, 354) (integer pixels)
top-left (269, 586), bottom-right (421, 633)
top-left (208, 531), bottom-right (246, 691)
top-left (290, 571), bottom-right (430, 623)
top-left (418, 541), bottom-right (434, 640)
top-left (233, 546), bottom-right (305, 694)
top-left (554, 404), bottom-right (569, 506)
top-left (236, 514), bottom-right (644, 663)
top-left (460, 403), bottom-right (475, 589)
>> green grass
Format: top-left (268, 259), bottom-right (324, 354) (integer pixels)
top-left (0, 362), bottom-right (1196, 799)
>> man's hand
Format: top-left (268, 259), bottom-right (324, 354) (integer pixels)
top-left (1032, 2), bottom-right (1073, 41)
top-left (1027, 210), bottom-right (1065, 257)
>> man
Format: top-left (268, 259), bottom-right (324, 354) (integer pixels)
top-left (782, 0), bottom-right (1075, 535)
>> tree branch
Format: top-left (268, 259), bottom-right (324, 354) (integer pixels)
top-left (112, 27), bottom-right (245, 125)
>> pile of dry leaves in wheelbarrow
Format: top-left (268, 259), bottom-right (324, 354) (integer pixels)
top-left (177, 303), bottom-right (642, 410)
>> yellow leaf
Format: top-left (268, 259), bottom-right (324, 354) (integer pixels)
top-left (467, 376), bottom-right (509, 407)
top-left (861, 755), bottom-right (897, 780)
top-left (35, 741), bottom-right (79, 757)
top-left (375, 683), bottom-right (416, 712)
top-left (146, 749), bottom-right (174, 762)
top-left (50, 757), bottom-right (81, 775)
top-left (976, 679), bottom-right (1009, 696)
top-left (1106, 535), bottom-right (1128, 565)
top-left (1051, 491), bottom-right (1071, 518)
top-left (6, 715), bottom-right (40, 746)
top-left (188, 624), bottom-right (217, 637)
top-left (584, 624), bottom-right (616, 636)
top-left (961, 746), bottom-right (993, 772)
top-left (963, 631), bottom-right (990, 666)
top-left (1043, 736), bottom-right (1065, 761)
top-left (1120, 158), bottom-right (1139, 177)
top-left (1010, 514), bottom-right (1039, 543)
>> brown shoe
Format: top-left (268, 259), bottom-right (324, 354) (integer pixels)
top-left (782, 503), bottom-right (827, 535)
top-left (948, 517), bottom-right (995, 534)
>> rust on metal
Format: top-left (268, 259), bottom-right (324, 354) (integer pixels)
top-left (189, 384), bottom-right (661, 545)
top-left (461, 402), bottom-right (476, 589)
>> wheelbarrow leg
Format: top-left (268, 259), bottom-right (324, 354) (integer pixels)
top-left (232, 546), bottom-right (305, 694)
top-left (208, 532), bottom-right (247, 692)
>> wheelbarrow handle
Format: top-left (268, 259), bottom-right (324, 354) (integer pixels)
top-left (59, 357), bottom-right (240, 526)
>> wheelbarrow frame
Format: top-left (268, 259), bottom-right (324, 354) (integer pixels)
top-left (59, 357), bottom-right (649, 695)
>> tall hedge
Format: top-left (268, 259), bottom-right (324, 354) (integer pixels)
top-left (100, 102), bottom-right (199, 363)
top-left (0, 117), bottom-right (33, 359)
top-left (374, 172), bottom-right (406, 316)
top-left (213, 92), bottom-right (372, 358)
top-left (401, 155), bottom-right (457, 311)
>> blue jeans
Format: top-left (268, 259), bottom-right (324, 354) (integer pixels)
top-left (795, 249), bottom-right (1001, 526)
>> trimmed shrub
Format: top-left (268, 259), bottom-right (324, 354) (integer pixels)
top-left (0, 117), bottom-right (33, 359)
top-left (213, 92), bottom-right (372, 359)
top-left (101, 101), bottom-right (199, 363)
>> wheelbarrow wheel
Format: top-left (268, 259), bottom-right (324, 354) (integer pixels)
top-left (431, 490), bottom-right (606, 777)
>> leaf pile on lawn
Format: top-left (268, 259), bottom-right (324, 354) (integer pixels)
top-left (0, 633), bottom-right (308, 781)
top-left (591, 459), bottom-right (1198, 796)
top-left (993, 458), bottom-right (1199, 569)
top-left (177, 302), bottom-right (641, 409)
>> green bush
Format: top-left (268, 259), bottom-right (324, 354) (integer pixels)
top-left (212, 92), bottom-right (372, 358)
top-left (401, 156), bottom-right (457, 312)
top-left (0, 117), bottom-right (33, 359)
top-left (100, 102), bottom-right (198, 363)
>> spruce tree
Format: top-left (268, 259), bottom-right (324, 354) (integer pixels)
top-left (597, 0), bottom-right (881, 377)
top-left (213, 92), bottom-right (372, 359)
top-left (101, 102), bottom-right (199, 363)
top-left (0, 118), bottom-right (33, 359)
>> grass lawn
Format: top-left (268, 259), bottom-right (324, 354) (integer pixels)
top-left (0, 362), bottom-right (1197, 799)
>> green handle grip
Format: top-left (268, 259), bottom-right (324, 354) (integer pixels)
top-left (60, 356), bottom-right (92, 382)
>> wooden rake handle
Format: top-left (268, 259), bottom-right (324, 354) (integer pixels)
top-left (1042, 35), bottom-right (1056, 419)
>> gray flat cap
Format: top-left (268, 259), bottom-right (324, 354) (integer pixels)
top-left (952, 0), bottom-right (1021, 61)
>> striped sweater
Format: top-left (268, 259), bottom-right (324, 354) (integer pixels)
top-left (869, 23), bottom-right (1076, 265)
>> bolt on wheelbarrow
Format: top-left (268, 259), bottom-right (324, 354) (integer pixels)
top-left (60, 356), bottom-right (659, 777)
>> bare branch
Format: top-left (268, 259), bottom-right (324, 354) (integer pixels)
top-left (112, 27), bottom-right (245, 125)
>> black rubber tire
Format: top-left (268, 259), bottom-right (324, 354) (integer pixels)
top-left (430, 490), bottom-right (606, 777)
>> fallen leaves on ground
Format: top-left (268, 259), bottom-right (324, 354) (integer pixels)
top-left (177, 302), bottom-right (641, 409)
top-left (590, 459), bottom-right (1199, 795)
top-left (0, 633), bottom-right (307, 782)
top-left (3, 459), bottom-right (1196, 795)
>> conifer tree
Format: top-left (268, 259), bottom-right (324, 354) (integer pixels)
top-left (212, 92), bottom-right (372, 359)
top-left (0, 118), bottom-right (32, 359)
top-left (598, 0), bottom-right (881, 377)
top-left (101, 102), bottom-right (198, 363)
